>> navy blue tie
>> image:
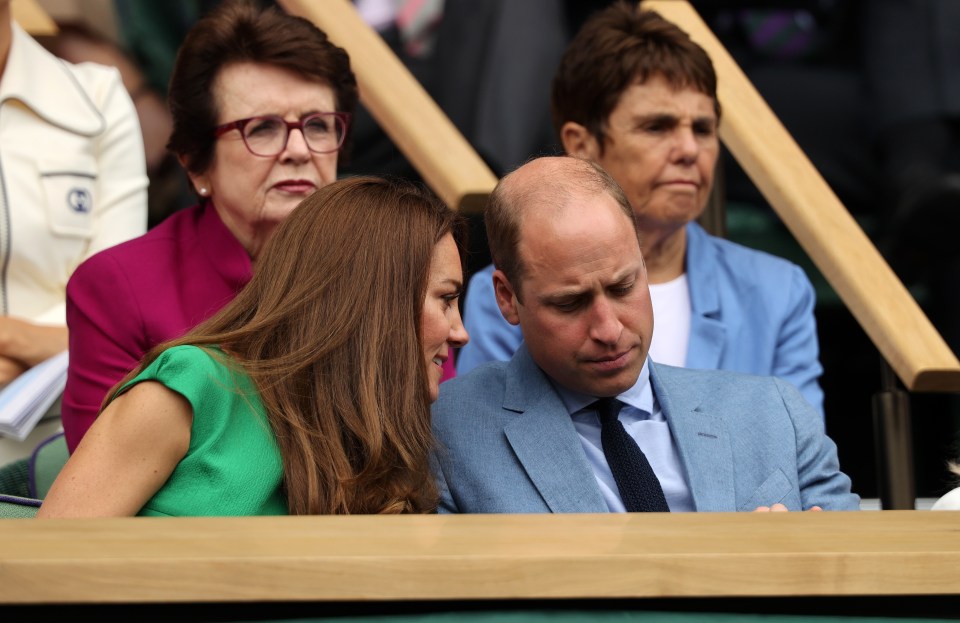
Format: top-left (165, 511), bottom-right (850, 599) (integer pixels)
top-left (595, 398), bottom-right (670, 512)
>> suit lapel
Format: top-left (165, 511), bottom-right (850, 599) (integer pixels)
top-left (685, 222), bottom-right (726, 371)
top-left (651, 362), bottom-right (735, 511)
top-left (502, 347), bottom-right (608, 513)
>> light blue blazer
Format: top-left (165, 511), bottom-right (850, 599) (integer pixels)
top-left (432, 346), bottom-right (859, 514)
top-left (457, 222), bottom-right (825, 416)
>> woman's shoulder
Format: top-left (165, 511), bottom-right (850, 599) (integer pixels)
top-left (128, 345), bottom-right (236, 394)
top-left (68, 205), bottom-right (206, 283)
top-left (690, 223), bottom-right (799, 275)
top-left (145, 345), bottom-right (233, 378)
top-left (125, 345), bottom-right (257, 418)
top-left (687, 222), bottom-right (812, 298)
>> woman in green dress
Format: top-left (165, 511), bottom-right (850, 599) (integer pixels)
top-left (37, 177), bottom-right (469, 516)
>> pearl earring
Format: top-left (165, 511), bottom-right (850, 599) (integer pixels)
top-left (199, 187), bottom-right (208, 196)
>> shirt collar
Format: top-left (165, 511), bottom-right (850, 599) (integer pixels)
top-left (0, 22), bottom-right (106, 136)
top-left (554, 358), bottom-right (653, 417)
top-left (199, 202), bottom-right (254, 289)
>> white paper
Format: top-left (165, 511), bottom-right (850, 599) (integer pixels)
top-left (0, 351), bottom-right (68, 441)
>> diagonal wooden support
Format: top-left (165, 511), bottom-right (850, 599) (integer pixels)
top-left (644, 1), bottom-right (960, 509)
top-left (277, 0), bottom-right (497, 213)
top-left (12, 0), bottom-right (58, 35)
top-left (643, 0), bottom-right (960, 394)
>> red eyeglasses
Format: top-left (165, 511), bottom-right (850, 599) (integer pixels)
top-left (213, 112), bottom-right (351, 156)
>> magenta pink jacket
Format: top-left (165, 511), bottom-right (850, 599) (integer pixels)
top-left (62, 203), bottom-right (252, 452)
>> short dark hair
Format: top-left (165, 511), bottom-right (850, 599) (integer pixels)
top-left (486, 157), bottom-right (636, 302)
top-left (551, 2), bottom-right (720, 153)
top-left (167, 0), bottom-right (358, 177)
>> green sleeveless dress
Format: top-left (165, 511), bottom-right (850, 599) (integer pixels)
top-left (117, 345), bottom-right (287, 516)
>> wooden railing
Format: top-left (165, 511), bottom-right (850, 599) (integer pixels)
top-left (12, 0), bottom-right (57, 35)
top-left (2, 512), bottom-right (958, 604)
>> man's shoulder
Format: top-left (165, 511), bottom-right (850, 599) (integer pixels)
top-left (437, 360), bottom-right (511, 406)
top-left (652, 362), bottom-right (802, 412)
top-left (653, 360), bottom-right (776, 385)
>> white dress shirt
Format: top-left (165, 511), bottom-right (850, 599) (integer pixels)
top-left (556, 360), bottom-right (695, 512)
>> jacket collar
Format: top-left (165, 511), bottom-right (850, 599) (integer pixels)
top-left (198, 202), bottom-right (254, 290)
top-left (500, 349), bottom-right (739, 513)
top-left (684, 221), bottom-right (726, 369)
top-left (0, 23), bottom-right (106, 136)
top-left (501, 346), bottom-right (609, 513)
top-left (649, 362), bottom-right (734, 511)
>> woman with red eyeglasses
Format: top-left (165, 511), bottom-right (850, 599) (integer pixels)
top-left (60, 1), bottom-right (362, 452)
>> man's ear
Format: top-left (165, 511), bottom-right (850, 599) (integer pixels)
top-left (492, 269), bottom-right (521, 326)
top-left (560, 121), bottom-right (600, 160)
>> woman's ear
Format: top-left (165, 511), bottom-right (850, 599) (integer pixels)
top-left (560, 121), bottom-right (600, 160)
top-left (180, 157), bottom-right (209, 197)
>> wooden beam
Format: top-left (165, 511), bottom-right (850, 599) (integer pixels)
top-left (276, 0), bottom-right (497, 213)
top-left (11, 0), bottom-right (58, 36)
top-left (2, 512), bottom-right (958, 604)
top-left (642, 0), bottom-right (960, 392)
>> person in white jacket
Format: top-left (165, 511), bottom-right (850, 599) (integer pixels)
top-left (0, 0), bottom-right (147, 460)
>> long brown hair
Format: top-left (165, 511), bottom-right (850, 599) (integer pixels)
top-left (110, 177), bottom-right (463, 515)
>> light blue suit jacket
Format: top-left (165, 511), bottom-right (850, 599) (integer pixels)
top-left (457, 222), bottom-right (825, 416)
top-left (432, 346), bottom-right (859, 514)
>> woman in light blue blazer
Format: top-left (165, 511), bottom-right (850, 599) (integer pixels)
top-left (457, 4), bottom-right (823, 417)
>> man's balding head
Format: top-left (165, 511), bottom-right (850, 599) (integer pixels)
top-left (486, 157), bottom-right (653, 397)
top-left (485, 156), bottom-right (638, 302)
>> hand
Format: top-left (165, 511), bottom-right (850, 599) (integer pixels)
top-left (0, 317), bottom-right (68, 367)
top-left (753, 503), bottom-right (823, 512)
top-left (0, 355), bottom-right (28, 385)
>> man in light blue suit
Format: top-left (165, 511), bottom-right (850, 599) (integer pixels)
top-left (456, 4), bottom-right (824, 417)
top-left (432, 156), bottom-right (859, 513)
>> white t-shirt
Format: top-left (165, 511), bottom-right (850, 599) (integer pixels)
top-left (648, 274), bottom-right (692, 367)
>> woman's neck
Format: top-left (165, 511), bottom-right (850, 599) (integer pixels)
top-left (641, 224), bottom-right (687, 284)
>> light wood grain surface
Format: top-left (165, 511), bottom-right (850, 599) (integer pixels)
top-left (276, 0), bottom-right (497, 214)
top-left (11, 0), bottom-right (57, 35)
top-left (642, 0), bottom-right (960, 393)
top-left (3, 512), bottom-right (959, 604)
